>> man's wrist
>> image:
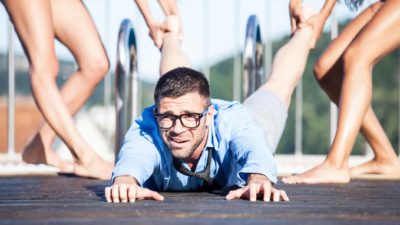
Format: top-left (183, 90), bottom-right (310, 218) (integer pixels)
top-left (247, 173), bottom-right (271, 183)
top-left (114, 175), bottom-right (140, 186)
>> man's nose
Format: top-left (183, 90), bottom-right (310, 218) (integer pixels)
top-left (171, 118), bottom-right (186, 133)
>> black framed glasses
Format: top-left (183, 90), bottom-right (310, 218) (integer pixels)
top-left (154, 107), bottom-right (209, 129)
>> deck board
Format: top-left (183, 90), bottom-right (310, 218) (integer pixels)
top-left (0, 176), bottom-right (399, 224)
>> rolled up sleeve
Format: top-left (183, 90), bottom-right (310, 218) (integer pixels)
top-left (227, 106), bottom-right (278, 186)
top-left (111, 120), bottom-right (160, 186)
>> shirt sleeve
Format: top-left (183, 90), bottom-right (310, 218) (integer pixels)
top-left (226, 104), bottom-right (278, 185)
top-left (111, 115), bottom-right (160, 186)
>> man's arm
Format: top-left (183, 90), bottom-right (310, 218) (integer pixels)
top-left (226, 174), bottom-right (289, 202)
top-left (104, 109), bottom-right (163, 203)
top-left (220, 105), bottom-right (288, 202)
top-left (105, 175), bottom-right (164, 203)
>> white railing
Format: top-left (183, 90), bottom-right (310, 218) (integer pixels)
top-left (6, 21), bottom-right (15, 157)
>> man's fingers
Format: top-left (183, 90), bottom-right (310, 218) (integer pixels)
top-left (137, 188), bottom-right (164, 201)
top-left (104, 187), bottom-right (112, 202)
top-left (262, 183), bottom-right (271, 202)
top-left (249, 184), bottom-right (258, 202)
top-left (273, 189), bottom-right (280, 202)
top-left (280, 190), bottom-right (290, 201)
top-left (119, 184), bottom-right (128, 203)
top-left (150, 190), bottom-right (165, 201)
top-left (225, 187), bottom-right (246, 200)
top-left (111, 185), bottom-right (120, 203)
top-left (127, 185), bottom-right (137, 203)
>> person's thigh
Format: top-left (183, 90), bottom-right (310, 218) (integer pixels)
top-left (345, 0), bottom-right (400, 65)
top-left (50, 0), bottom-right (108, 69)
top-left (243, 90), bottom-right (287, 154)
top-left (315, 1), bottom-right (383, 75)
top-left (2, 0), bottom-right (57, 70)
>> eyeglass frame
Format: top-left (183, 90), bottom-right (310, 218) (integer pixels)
top-left (153, 106), bottom-right (210, 129)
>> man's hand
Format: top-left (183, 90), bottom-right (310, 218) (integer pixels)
top-left (225, 174), bottom-right (289, 202)
top-left (104, 176), bottom-right (164, 203)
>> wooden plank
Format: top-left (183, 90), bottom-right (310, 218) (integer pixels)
top-left (0, 176), bottom-right (399, 224)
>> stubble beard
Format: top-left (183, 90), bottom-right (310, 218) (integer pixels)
top-left (168, 126), bottom-right (207, 160)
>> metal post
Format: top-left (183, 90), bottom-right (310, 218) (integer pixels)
top-left (7, 21), bottom-right (15, 156)
top-left (243, 15), bottom-right (264, 100)
top-left (202, 0), bottom-right (210, 80)
top-left (232, 0), bottom-right (241, 101)
top-left (264, 0), bottom-right (272, 82)
top-left (295, 81), bottom-right (303, 156)
top-left (115, 19), bottom-right (139, 157)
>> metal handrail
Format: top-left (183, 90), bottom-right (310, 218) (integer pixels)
top-left (7, 21), bottom-right (15, 156)
top-left (242, 15), bottom-right (264, 99)
top-left (115, 19), bottom-right (140, 157)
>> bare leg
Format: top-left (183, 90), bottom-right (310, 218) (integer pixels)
top-left (159, 15), bottom-right (191, 75)
top-left (260, 5), bottom-right (314, 110)
top-left (283, 0), bottom-right (400, 184)
top-left (4, 0), bottom-right (113, 180)
top-left (23, 0), bottom-right (111, 173)
top-left (260, 27), bottom-right (313, 110)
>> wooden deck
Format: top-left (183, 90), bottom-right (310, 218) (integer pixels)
top-left (0, 175), bottom-right (399, 224)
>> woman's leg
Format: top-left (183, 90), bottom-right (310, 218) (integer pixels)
top-left (283, 0), bottom-right (400, 184)
top-left (4, 0), bottom-right (113, 180)
top-left (314, 2), bottom-right (399, 178)
top-left (3, 0), bottom-right (73, 172)
top-left (49, 0), bottom-right (113, 179)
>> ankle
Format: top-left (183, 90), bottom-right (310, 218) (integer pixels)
top-left (324, 158), bottom-right (349, 170)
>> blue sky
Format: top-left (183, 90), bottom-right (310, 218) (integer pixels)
top-left (0, 0), bottom-right (367, 82)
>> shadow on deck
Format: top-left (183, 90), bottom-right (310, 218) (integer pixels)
top-left (0, 175), bottom-right (399, 224)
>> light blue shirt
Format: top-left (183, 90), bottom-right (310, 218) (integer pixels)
top-left (112, 99), bottom-right (277, 191)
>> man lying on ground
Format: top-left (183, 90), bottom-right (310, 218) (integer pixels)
top-left (105, 5), bottom-right (318, 202)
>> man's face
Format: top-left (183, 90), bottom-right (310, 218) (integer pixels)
top-left (156, 92), bottom-right (213, 160)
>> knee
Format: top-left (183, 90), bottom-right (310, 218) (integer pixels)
top-left (30, 57), bottom-right (59, 87)
top-left (79, 53), bottom-right (110, 85)
top-left (342, 43), bottom-right (369, 73)
top-left (313, 56), bottom-right (330, 82)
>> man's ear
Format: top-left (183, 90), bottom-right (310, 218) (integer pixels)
top-left (205, 105), bottom-right (215, 127)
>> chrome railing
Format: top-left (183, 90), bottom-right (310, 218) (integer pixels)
top-left (7, 21), bottom-right (15, 157)
top-left (115, 19), bottom-right (140, 157)
top-left (242, 15), bottom-right (264, 99)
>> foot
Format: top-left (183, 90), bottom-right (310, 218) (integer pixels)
top-left (297, 4), bottom-right (318, 48)
top-left (350, 158), bottom-right (400, 179)
top-left (282, 162), bottom-right (351, 184)
top-left (22, 134), bottom-right (74, 173)
top-left (301, 4), bottom-right (315, 21)
top-left (73, 156), bottom-right (114, 180)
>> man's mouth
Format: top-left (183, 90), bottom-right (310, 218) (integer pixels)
top-left (169, 137), bottom-right (189, 146)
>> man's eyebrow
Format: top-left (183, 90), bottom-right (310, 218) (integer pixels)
top-left (158, 110), bottom-right (199, 115)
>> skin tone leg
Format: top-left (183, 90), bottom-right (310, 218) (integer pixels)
top-left (283, 0), bottom-right (400, 184)
top-left (23, 0), bottom-right (111, 173)
top-left (159, 15), bottom-right (191, 75)
top-left (260, 6), bottom-right (314, 110)
top-left (313, 2), bottom-right (400, 178)
top-left (3, 0), bottom-right (113, 180)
